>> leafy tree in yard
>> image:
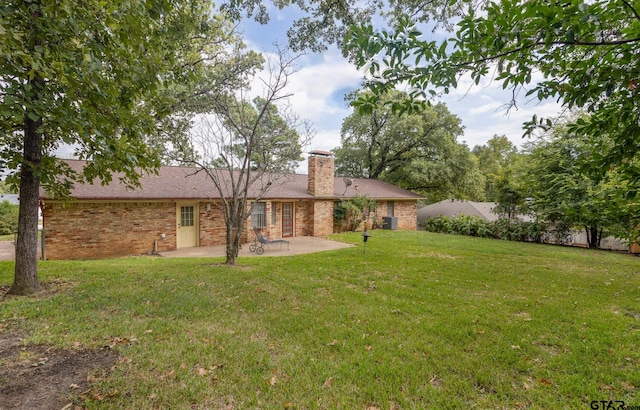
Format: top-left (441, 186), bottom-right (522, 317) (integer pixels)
top-left (185, 48), bottom-right (312, 265)
top-left (334, 194), bottom-right (376, 232)
top-left (346, 0), bottom-right (640, 191)
top-left (0, 181), bottom-right (17, 194)
top-left (521, 120), bottom-right (635, 249)
top-left (0, 0), bottom-right (246, 294)
top-left (334, 91), bottom-right (484, 202)
top-left (472, 135), bottom-right (520, 202)
top-left (0, 201), bottom-right (19, 236)
top-left (219, 0), bottom-right (460, 53)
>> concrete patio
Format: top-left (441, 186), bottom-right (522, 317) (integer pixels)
top-left (0, 236), bottom-right (356, 260)
top-left (158, 235), bottom-right (355, 258)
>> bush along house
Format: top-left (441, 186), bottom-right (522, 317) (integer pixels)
top-left (39, 151), bottom-right (422, 259)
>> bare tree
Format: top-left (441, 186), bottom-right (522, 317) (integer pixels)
top-left (186, 47), bottom-right (313, 265)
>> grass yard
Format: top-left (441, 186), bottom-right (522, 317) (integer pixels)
top-left (1, 231), bottom-right (639, 409)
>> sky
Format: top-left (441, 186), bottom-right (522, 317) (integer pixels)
top-left (238, 7), bottom-right (565, 157)
top-left (50, 5), bottom-right (565, 169)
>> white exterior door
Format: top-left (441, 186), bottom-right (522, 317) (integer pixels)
top-left (177, 202), bottom-right (198, 248)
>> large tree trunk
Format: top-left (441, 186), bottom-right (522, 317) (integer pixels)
top-left (224, 215), bottom-right (241, 265)
top-left (225, 230), bottom-right (238, 265)
top-left (9, 97), bottom-right (43, 295)
top-left (586, 225), bottom-right (600, 249)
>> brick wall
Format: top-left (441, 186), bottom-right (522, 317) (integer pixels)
top-left (367, 200), bottom-right (418, 231)
top-left (295, 201), bottom-right (312, 237)
top-left (43, 197), bottom-right (417, 260)
top-left (307, 153), bottom-right (334, 197)
top-left (43, 201), bottom-right (176, 260)
top-left (44, 200), bottom-right (254, 260)
top-left (394, 201), bottom-right (418, 230)
top-left (266, 202), bottom-right (283, 238)
top-left (312, 200), bottom-right (334, 236)
top-left (199, 202), bottom-right (227, 246)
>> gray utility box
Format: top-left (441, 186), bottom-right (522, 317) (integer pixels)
top-left (382, 216), bottom-right (398, 230)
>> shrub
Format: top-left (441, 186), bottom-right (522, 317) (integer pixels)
top-left (334, 195), bottom-right (376, 232)
top-left (421, 215), bottom-right (491, 237)
top-left (421, 215), bottom-right (551, 245)
top-left (0, 200), bottom-right (19, 235)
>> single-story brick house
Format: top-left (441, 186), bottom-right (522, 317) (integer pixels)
top-left (40, 151), bottom-right (422, 259)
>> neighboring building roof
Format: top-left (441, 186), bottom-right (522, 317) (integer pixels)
top-left (40, 160), bottom-right (422, 201)
top-left (418, 199), bottom-right (533, 222)
top-left (0, 194), bottom-right (19, 205)
top-left (418, 199), bottom-right (501, 222)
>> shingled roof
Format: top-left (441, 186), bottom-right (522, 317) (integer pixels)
top-left (41, 160), bottom-right (422, 201)
top-left (418, 199), bottom-right (533, 222)
top-left (418, 199), bottom-right (500, 222)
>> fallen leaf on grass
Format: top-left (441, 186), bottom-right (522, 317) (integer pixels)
top-left (198, 368), bottom-right (208, 376)
top-left (365, 345), bottom-right (373, 351)
top-left (599, 384), bottom-right (616, 392)
top-left (105, 336), bottom-right (137, 349)
top-left (429, 376), bottom-right (443, 388)
top-left (31, 357), bottom-right (49, 367)
top-left (323, 377), bottom-right (334, 389)
top-left (621, 381), bottom-right (636, 390)
top-left (326, 339), bottom-right (338, 346)
top-left (86, 374), bottom-right (102, 383)
top-left (87, 389), bottom-right (119, 401)
top-left (539, 378), bottom-right (553, 386)
top-left (284, 402), bottom-right (293, 408)
top-left (270, 375), bottom-right (277, 386)
top-left (160, 370), bottom-right (175, 380)
top-left (515, 312), bottom-right (532, 322)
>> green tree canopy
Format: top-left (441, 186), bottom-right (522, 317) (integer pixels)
top-left (346, 0), bottom-right (640, 190)
top-left (0, 0), bottom-right (249, 294)
top-left (219, 0), bottom-right (460, 53)
top-left (334, 91), bottom-right (484, 202)
top-left (472, 135), bottom-right (520, 202)
top-left (521, 120), bottom-right (635, 248)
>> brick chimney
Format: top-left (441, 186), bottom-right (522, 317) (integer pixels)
top-left (308, 150), bottom-right (334, 197)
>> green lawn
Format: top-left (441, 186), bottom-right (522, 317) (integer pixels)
top-left (1, 231), bottom-right (639, 408)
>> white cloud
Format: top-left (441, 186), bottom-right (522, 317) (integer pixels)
top-left (286, 52), bottom-right (362, 121)
top-left (247, 47), bottom-right (360, 151)
top-left (241, 15), bottom-right (568, 162)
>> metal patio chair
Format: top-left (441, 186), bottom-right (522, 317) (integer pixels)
top-left (250, 228), bottom-right (289, 255)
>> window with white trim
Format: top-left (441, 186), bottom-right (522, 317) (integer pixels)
top-left (251, 202), bottom-right (266, 229)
